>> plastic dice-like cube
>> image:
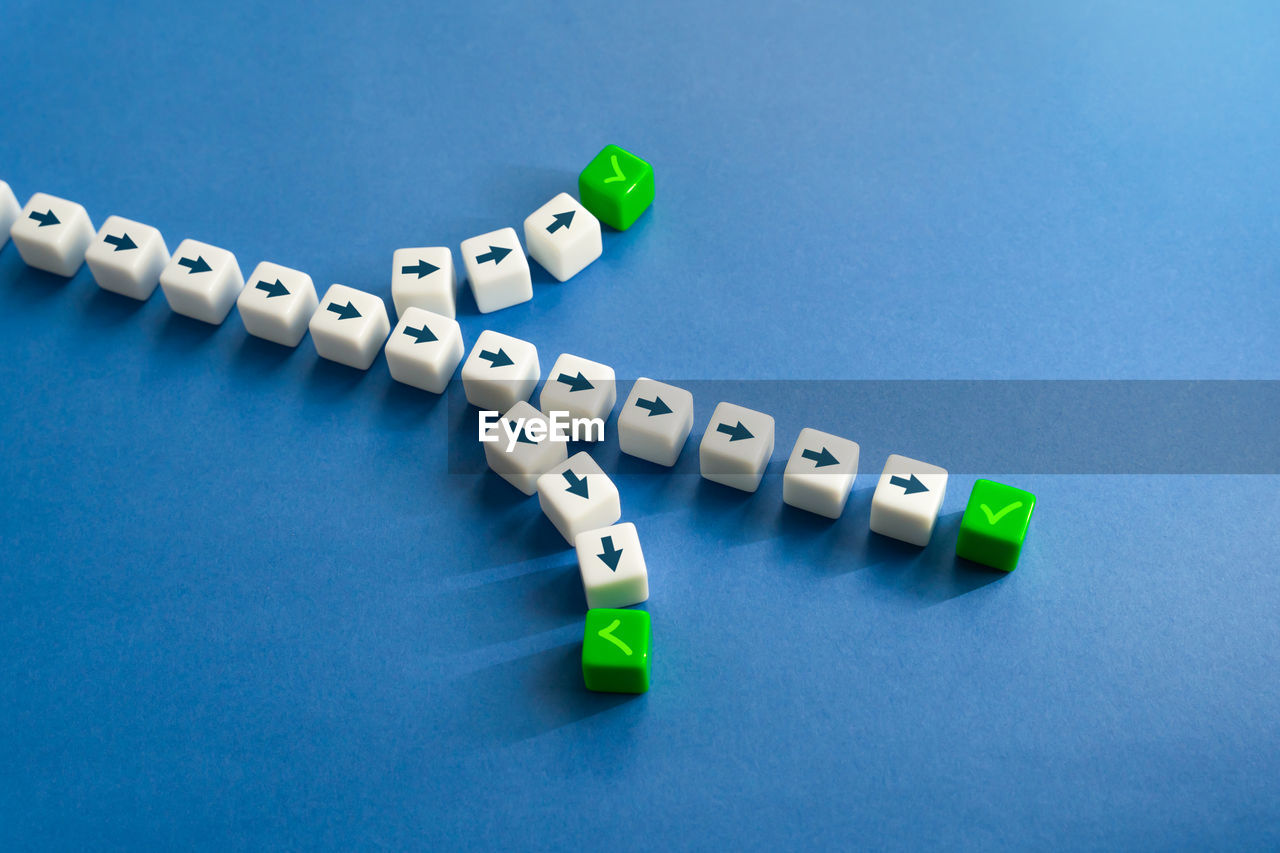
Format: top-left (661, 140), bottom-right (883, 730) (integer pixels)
top-left (460, 329), bottom-right (540, 412)
top-left (537, 452), bottom-right (621, 544)
top-left (460, 227), bottom-right (531, 314)
top-left (384, 307), bottom-right (464, 394)
top-left (578, 144), bottom-right (654, 231)
top-left (236, 262), bottom-right (319, 347)
top-left (523, 192), bottom-right (602, 282)
top-left (482, 401), bottom-right (568, 495)
top-left (309, 284), bottom-right (391, 370)
top-left (699, 402), bottom-right (775, 493)
top-left (538, 352), bottom-right (616, 431)
top-left (617, 378), bottom-right (694, 467)
top-left (869, 454), bottom-right (948, 546)
top-left (956, 479), bottom-right (1036, 572)
top-left (10, 192), bottom-right (95, 277)
top-left (159, 239), bottom-right (244, 324)
top-left (85, 216), bottom-right (170, 300)
top-left (575, 522), bottom-right (649, 610)
top-left (782, 428), bottom-right (860, 519)
top-left (582, 608), bottom-right (650, 694)
top-left (0, 182), bottom-right (20, 249)
top-left (391, 246), bottom-right (456, 319)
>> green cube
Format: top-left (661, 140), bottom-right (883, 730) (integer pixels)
top-left (582, 608), bottom-right (650, 694)
top-left (956, 479), bottom-right (1036, 572)
top-left (578, 144), bottom-right (654, 231)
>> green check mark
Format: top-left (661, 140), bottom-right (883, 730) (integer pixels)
top-left (980, 501), bottom-right (1023, 525)
top-left (603, 154), bottom-right (626, 183)
top-left (597, 618), bottom-right (633, 656)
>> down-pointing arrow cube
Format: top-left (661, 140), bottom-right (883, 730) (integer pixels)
top-left (574, 522), bottom-right (648, 610)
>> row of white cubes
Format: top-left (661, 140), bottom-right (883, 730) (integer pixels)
top-left (0, 182), bottom-right (601, 327)
top-left (469, 338), bottom-right (949, 543)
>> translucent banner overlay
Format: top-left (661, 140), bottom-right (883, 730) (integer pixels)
top-left (444, 380), bottom-right (1280, 475)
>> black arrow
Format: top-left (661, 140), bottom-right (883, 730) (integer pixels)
top-left (889, 474), bottom-right (928, 495)
top-left (716, 421), bottom-right (753, 442)
top-left (255, 279), bottom-right (289, 298)
top-left (597, 536), bottom-right (623, 571)
top-left (479, 348), bottom-right (513, 368)
top-left (178, 256), bottom-right (211, 274)
top-left (547, 211), bottom-right (575, 233)
top-left (562, 470), bottom-right (589, 498)
top-left (635, 396), bottom-right (672, 417)
top-left (326, 300), bottom-right (360, 320)
top-left (515, 426), bottom-right (536, 445)
top-left (103, 233), bottom-right (136, 252)
top-left (556, 371), bottom-right (593, 392)
top-left (475, 245), bottom-right (512, 265)
top-left (403, 324), bottom-right (437, 344)
top-left (29, 209), bottom-right (59, 227)
top-left (401, 259), bottom-right (440, 278)
top-left (801, 447), bottom-right (839, 467)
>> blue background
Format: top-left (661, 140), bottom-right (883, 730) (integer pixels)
top-left (2, 0), bottom-right (1278, 849)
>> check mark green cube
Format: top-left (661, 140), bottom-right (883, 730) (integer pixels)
top-left (956, 479), bottom-right (1036, 572)
top-left (578, 145), bottom-right (653, 231)
top-left (582, 608), bottom-right (650, 694)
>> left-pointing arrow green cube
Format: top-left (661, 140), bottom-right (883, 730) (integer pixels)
top-left (582, 608), bottom-right (650, 693)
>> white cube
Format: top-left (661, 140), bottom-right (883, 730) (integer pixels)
top-left (522, 192), bottom-right (602, 282)
top-left (617, 378), bottom-right (695, 467)
top-left (0, 181), bottom-right (20, 249)
top-left (699, 402), bottom-right (775, 492)
top-left (460, 329), bottom-right (540, 412)
top-left (391, 246), bottom-right (456, 319)
top-left (460, 227), bottom-right (531, 313)
top-left (9, 192), bottom-right (95, 277)
top-left (236, 261), bottom-right (319, 347)
top-left (309, 284), bottom-right (391, 370)
top-left (159, 239), bottom-right (244, 324)
top-left (384, 307), bottom-right (464, 394)
top-left (84, 216), bottom-right (170, 300)
top-left (574, 522), bottom-right (649, 610)
top-left (482, 401), bottom-right (569, 495)
top-left (782, 428), bottom-right (860, 519)
top-left (869, 454), bottom-right (949, 546)
top-left (538, 353), bottom-right (617, 432)
top-left (536, 452), bottom-right (622, 544)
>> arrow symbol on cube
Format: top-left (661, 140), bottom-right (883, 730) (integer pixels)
top-left (716, 421), bottom-right (753, 442)
top-left (596, 618), bottom-right (632, 656)
top-left (547, 211), bottom-right (575, 233)
top-left (597, 536), bottom-right (623, 571)
top-left (475, 245), bottom-right (512, 265)
top-left (515, 427), bottom-right (536, 445)
top-left (801, 447), bottom-right (839, 467)
top-left (479, 348), bottom-right (513, 368)
top-left (255, 279), bottom-right (289, 298)
top-left (403, 324), bottom-right (437, 344)
top-left (556, 371), bottom-right (593, 392)
top-left (178, 256), bottom-right (211, 274)
top-left (562, 470), bottom-right (589, 498)
top-left (889, 474), bottom-right (928, 495)
top-left (401, 259), bottom-right (439, 278)
top-left (29, 209), bottom-right (59, 227)
top-left (635, 396), bottom-right (672, 417)
top-left (326, 300), bottom-right (361, 320)
top-left (104, 233), bottom-right (136, 251)
top-left (603, 154), bottom-right (627, 184)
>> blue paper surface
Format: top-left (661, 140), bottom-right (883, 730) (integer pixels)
top-left (1, 1), bottom-right (1278, 848)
